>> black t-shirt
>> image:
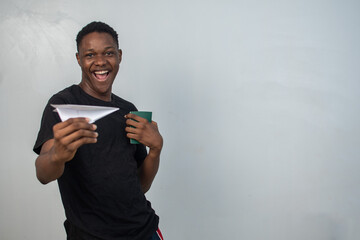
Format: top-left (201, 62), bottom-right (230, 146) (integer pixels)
top-left (33, 85), bottom-right (159, 240)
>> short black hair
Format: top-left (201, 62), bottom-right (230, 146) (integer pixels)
top-left (76, 21), bottom-right (119, 52)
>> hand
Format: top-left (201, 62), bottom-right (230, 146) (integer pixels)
top-left (52, 118), bottom-right (98, 164)
top-left (125, 113), bottom-right (163, 151)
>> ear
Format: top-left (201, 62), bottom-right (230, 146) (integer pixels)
top-left (76, 52), bottom-right (81, 66)
top-left (118, 49), bottom-right (122, 63)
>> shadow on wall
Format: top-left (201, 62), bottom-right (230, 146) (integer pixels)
top-left (294, 214), bottom-right (346, 240)
top-left (0, 3), bottom-right (80, 95)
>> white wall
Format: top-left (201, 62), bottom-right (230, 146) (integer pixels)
top-left (1, 0), bottom-right (359, 239)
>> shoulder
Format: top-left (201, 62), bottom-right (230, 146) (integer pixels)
top-left (48, 85), bottom-right (80, 105)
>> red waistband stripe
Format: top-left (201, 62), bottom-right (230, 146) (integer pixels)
top-left (156, 228), bottom-right (164, 240)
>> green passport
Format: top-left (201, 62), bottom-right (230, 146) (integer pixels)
top-left (130, 111), bottom-right (152, 144)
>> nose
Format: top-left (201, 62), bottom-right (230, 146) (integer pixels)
top-left (94, 55), bottom-right (106, 66)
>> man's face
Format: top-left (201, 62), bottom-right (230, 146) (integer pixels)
top-left (76, 32), bottom-right (122, 101)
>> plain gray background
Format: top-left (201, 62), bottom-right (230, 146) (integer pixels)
top-left (1, 0), bottom-right (359, 239)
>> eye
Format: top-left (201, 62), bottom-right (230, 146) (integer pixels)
top-left (85, 53), bottom-right (94, 58)
top-left (105, 51), bottom-right (114, 56)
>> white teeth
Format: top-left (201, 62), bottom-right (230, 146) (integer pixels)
top-left (94, 70), bottom-right (108, 75)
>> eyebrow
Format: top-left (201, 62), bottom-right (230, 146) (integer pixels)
top-left (84, 46), bottom-right (116, 52)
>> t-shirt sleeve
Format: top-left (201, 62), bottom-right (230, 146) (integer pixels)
top-left (33, 97), bottom-right (64, 155)
top-left (135, 144), bottom-right (148, 168)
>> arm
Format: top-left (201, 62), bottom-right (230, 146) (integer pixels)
top-left (138, 147), bottom-right (161, 193)
top-left (125, 114), bottom-right (163, 193)
top-left (35, 118), bottom-right (98, 184)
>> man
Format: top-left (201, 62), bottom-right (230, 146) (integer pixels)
top-left (33, 21), bottom-right (164, 240)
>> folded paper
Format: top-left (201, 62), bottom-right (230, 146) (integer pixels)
top-left (51, 104), bottom-right (119, 123)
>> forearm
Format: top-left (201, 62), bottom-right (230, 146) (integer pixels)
top-left (35, 149), bottom-right (65, 184)
top-left (34, 118), bottom-right (97, 184)
top-left (138, 148), bottom-right (161, 193)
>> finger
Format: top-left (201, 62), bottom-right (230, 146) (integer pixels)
top-left (125, 126), bottom-right (140, 134)
top-left (54, 119), bottom-right (97, 140)
top-left (66, 136), bottom-right (98, 151)
top-left (53, 118), bottom-right (92, 136)
top-left (126, 132), bottom-right (139, 140)
top-left (125, 113), bottom-right (148, 123)
top-left (151, 121), bottom-right (160, 131)
top-left (125, 118), bottom-right (144, 128)
top-left (53, 117), bottom-right (90, 131)
top-left (57, 128), bottom-right (98, 147)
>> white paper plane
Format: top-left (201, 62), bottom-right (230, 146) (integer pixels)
top-left (51, 104), bottom-right (119, 123)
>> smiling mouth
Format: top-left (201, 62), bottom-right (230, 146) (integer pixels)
top-left (93, 70), bottom-right (109, 81)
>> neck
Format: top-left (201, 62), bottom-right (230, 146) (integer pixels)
top-left (78, 82), bottom-right (112, 102)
